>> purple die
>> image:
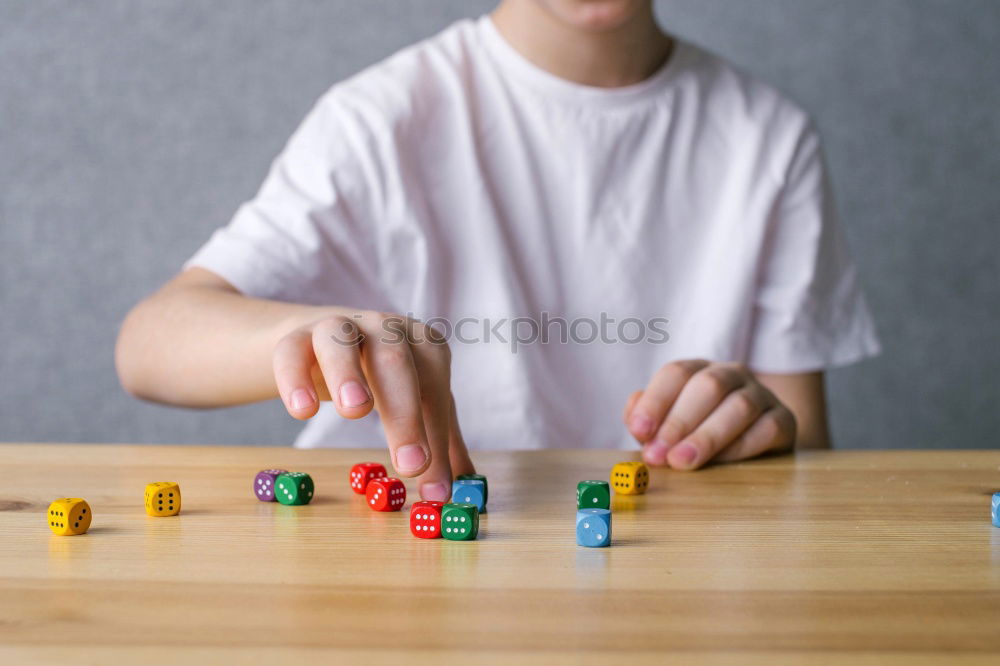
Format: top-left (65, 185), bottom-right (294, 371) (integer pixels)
top-left (253, 469), bottom-right (288, 501)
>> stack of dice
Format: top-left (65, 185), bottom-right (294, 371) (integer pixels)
top-left (576, 479), bottom-right (611, 548)
top-left (349, 461), bottom-right (483, 540)
top-left (253, 469), bottom-right (315, 505)
top-left (575, 461), bottom-right (649, 547)
top-left (410, 473), bottom-right (486, 541)
top-left (350, 462), bottom-right (408, 511)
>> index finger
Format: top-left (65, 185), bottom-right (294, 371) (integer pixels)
top-left (628, 360), bottom-right (709, 442)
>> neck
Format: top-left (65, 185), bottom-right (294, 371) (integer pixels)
top-left (491, 0), bottom-right (673, 88)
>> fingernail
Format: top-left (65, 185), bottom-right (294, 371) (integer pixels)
top-left (290, 388), bottom-right (315, 411)
top-left (338, 381), bottom-right (370, 408)
top-left (643, 441), bottom-right (669, 466)
top-left (420, 482), bottom-right (450, 502)
top-left (669, 442), bottom-right (699, 469)
top-left (630, 414), bottom-right (654, 439)
top-left (394, 444), bottom-right (428, 473)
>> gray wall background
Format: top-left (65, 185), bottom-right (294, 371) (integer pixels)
top-left (1, 0), bottom-right (998, 448)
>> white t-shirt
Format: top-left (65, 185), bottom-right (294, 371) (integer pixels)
top-left (187, 16), bottom-right (880, 450)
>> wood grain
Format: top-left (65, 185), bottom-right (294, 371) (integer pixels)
top-left (1, 444), bottom-right (998, 664)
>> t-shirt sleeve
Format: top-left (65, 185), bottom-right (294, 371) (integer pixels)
top-left (746, 126), bottom-right (881, 373)
top-left (184, 92), bottom-right (386, 310)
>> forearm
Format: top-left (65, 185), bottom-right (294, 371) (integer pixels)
top-left (115, 268), bottom-right (333, 407)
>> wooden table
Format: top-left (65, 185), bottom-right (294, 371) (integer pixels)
top-left (1, 444), bottom-right (998, 664)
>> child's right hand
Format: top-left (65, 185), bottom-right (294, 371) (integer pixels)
top-left (272, 309), bottom-right (474, 501)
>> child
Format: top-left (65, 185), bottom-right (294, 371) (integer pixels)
top-left (116, 0), bottom-right (879, 502)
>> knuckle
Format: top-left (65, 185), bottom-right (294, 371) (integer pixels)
top-left (273, 330), bottom-right (309, 363)
top-left (755, 413), bottom-right (781, 443)
top-left (273, 333), bottom-right (295, 355)
top-left (663, 360), bottom-right (700, 384)
top-left (729, 391), bottom-right (759, 420)
top-left (758, 408), bottom-right (795, 445)
top-left (374, 344), bottom-right (412, 371)
top-left (723, 361), bottom-right (749, 376)
top-left (359, 309), bottom-right (400, 332)
top-left (382, 412), bottom-right (417, 429)
top-left (426, 325), bottom-right (450, 348)
top-left (277, 328), bottom-right (308, 347)
top-left (661, 416), bottom-right (689, 438)
top-left (695, 368), bottom-right (733, 398)
top-left (316, 316), bottom-right (360, 347)
top-left (413, 321), bottom-right (450, 348)
top-left (428, 337), bottom-right (452, 363)
top-left (381, 413), bottom-right (425, 442)
top-left (316, 312), bottom-right (350, 327)
top-left (773, 407), bottom-right (797, 439)
top-left (686, 430), bottom-right (712, 451)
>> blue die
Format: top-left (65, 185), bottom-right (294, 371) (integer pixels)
top-left (576, 509), bottom-right (611, 547)
top-left (451, 479), bottom-right (486, 512)
top-left (992, 493), bottom-right (1000, 528)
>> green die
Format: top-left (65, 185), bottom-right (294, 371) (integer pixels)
top-left (577, 480), bottom-right (610, 510)
top-left (456, 473), bottom-right (487, 505)
top-left (441, 503), bottom-right (479, 541)
top-left (275, 472), bottom-right (314, 505)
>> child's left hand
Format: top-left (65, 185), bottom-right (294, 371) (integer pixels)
top-left (623, 360), bottom-right (797, 470)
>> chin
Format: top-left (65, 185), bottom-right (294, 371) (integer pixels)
top-left (538, 0), bottom-right (650, 32)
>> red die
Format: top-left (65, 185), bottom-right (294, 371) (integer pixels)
top-left (409, 501), bottom-right (444, 538)
top-left (349, 462), bottom-right (387, 494)
top-left (366, 477), bottom-right (406, 511)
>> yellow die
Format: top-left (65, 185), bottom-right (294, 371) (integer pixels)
top-left (47, 498), bottom-right (92, 536)
top-left (144, 481), bottom-right (181, 516)
top-left (610, 461), bottom-right (649, 495)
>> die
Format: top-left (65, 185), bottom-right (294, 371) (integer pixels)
top-left (350, 462), bottom-right (387, 495)
top-left (253, 469), bottom-right (288, 501)
top-left (410, 500), bottom-right (445, 538)
top-left (144, 481), bottom-right (181, 516)
top-left (992, 492), bottom-right (1000, 528)
top-left (576, 509), bottom-right (611, 547)
top-left (441, 503), bottom-right (479, 541)
top-left (366, 477), bottom-right (406, 511)
top-left (577, 480), bottom-right (610, 509)
top-left (455, 473), bottom-right (488, 504)
top-left (275, 472), bottom-right (314, 505)
top-left (451, 479), bottom-right (486, 512)
top-left (46, 498), bottom-right (92, 536)
top-left (610, 461), bottom-right (649, 495)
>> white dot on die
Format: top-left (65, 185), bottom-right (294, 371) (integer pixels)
top-left (597, 534), bottom-right (604, 540)
top-left (592, 498), bottom-right (598, 503)
top-left (257, 489), bottom-right (263, 495)
top-left (584, 522), bottom-right (590, 529)
top-left (257, 479), bottom-right (263, 485)
top-left (370, 499), bottom-right (376, 505)
top-left (460, 517), bottom-right (466, 522)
